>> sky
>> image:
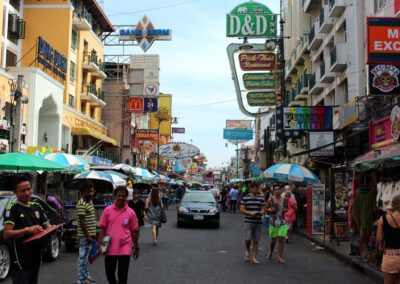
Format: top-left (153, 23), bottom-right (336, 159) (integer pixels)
top-left (102, 0), bottom-right (280, 168)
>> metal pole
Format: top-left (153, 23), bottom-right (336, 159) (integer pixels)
top-left (157, 120), bottom-right (160, 171)
top-left (11, 75), bottom-right (24, 153)
top-left (236, 143), bottom-right (239, 178)
top-left (280, 0), bottom-right (288, 158)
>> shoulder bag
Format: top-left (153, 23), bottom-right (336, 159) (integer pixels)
top-left (160, 205), bottom-right (167, 224)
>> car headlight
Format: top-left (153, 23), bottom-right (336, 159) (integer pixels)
top-left (209, 208), bottom-right (220, 214)
top-left (178, 207), bottom-right (189, 213)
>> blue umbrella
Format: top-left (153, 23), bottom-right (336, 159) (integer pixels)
top-left (74, 170), bottom-right (113, 184)
top-left (153, 174), bottom-right (171, 183)
top-left (44, 153), bottom-right (89, 171)
top-left (263, 163), bottom-right (319, 184)
top-left (32, 150), bottom-right (44, 157)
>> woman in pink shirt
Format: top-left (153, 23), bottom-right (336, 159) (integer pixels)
top-left (98, 186), bottom-right (139, 284)
top-left (284, 190), bottom-right (297, 243)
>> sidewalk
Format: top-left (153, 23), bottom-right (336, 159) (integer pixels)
top-left (296, 229), bottom-right (383, 283)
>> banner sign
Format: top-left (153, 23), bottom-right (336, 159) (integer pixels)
top-left (143, 97), bottom-right (158, 113)
top-left (157, 142), bottom-right (200, 158)
top-left (136, 129), bottom-right (159, 141)
top-left (37, 36), bottom-right (67, 80)
top-left (276, 107), bottom-right (333, 137)
top-left (309, 132), bottom-right (334, 157)
top-left (367, 18), bottom-right (400, 64)
top-left (119, 16), bottom-right (172, 52)
top-left (223, 129), bottom-right (253, 140)
top-left (177, 158), bottom-right (192, 171)
top-left (368, 64), bottom-right (400, 95)
top-left (172, 127), bottom-right (185, 134)
top-left (239, 53), bottom-right (277, 71)
top-left (339, 98), bottom-right (358, 129)
top-left (247, 92), bottom-right (276, 106)
top-left (243, 73), bottom-right (276, 89)
top-left (369, 115), bottom-right (398, 149)
top-left (306, 184), bottom-right (325, 235)
top-left (226, 120), bottom-right (252, 130)
top-left (128, 97), bottom-right (144, 112)
top-left (226, 2), bottom-right (277, 38)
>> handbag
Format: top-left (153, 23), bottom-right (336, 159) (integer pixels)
top-left (160, 207), bottom-right (167, 224)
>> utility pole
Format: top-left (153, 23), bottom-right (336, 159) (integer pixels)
top-left (10, 75), bottom-right (25, 153)
top-left (279, 0), bottom-right (287, 158)
top-left (265, 127), bottom-right (272, 168)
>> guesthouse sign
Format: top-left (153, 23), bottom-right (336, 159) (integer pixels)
top-left (227, 2), bottom-right (277, 38)
top-left (239, 53), bottom-right (277, 71)
top-left (37, 36), bottom-right (67, 80)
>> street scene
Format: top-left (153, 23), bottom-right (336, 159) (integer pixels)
top-left (0, 0), bottom-right (399, 284)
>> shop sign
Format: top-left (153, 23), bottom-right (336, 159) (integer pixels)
top-left (177, 158), bottom-right (192, 171)
top-left (247, 92), bottom-right (276, 106)
top-left (309, 132), bottom-right (334, 157)
top-left (339, 98), bottom-right (358, 129)
top-left (143, 97), bottom-right (158, 113)
top-left (37, 36), bottom-right (67, 80)
top-left (136, 129), bottom-right (159, 141)
top-left (368, 65), bottom-right (400, 95)
top-left (226, 2), bottom-right (277, 38)
top-left (0, 119), bottom-right (10, 130)
top-left (243, 73), bottom-right (276, 89)
top-left (366, 18), bottom-right (400, 64)
top-left (391, 105), bottom-right (400, 140)
top-left (226, 120), bottom-right (252, 130)
top-left (275, 107), bottom-right (333, 138)
top-left (306, 184), bottom-right (325, 235)
top-left (128, 97), bottom-right (144, 112)
top-left (157, 142), bottom-right (200, 158)
top-left (172, 128), bottom-right (185, 134)
top-left (251, 162), bottom-right (260, 177)
top-left (223, 129), bottom-right (253, 140)
top-left (239, 53), bottom-right (277, 71)
top-left (91, 156), bottom-right (112, 167)
top-left (369, 116), bottom-right (396, 149)
top-left (144, 83), bottom-right (158, 96)
top-left (119, 16), bottom-right (172, 52)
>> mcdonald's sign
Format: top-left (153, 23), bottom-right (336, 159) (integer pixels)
top-left (129, 97), bottom-right (144, 112)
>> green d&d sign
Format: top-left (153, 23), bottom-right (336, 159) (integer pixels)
top-left (227, 2), bottom-right (277, 38)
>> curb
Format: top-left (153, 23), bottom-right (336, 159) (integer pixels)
top-left (296, 231), bottom-right (383, 283)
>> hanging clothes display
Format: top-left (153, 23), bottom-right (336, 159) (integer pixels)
top-left (376, 181), bottom-right (400, 211)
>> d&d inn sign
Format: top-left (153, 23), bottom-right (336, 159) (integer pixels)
top-left (37, 36), bottom-right (67, 80)
top-left (227, 2), bottom-right (277, 38)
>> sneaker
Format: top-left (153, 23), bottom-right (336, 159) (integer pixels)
top-left (84, 277), bottom-right (97, 284)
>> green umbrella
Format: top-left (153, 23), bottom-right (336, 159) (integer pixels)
top-left (0, 152), bottom-right (65, 171)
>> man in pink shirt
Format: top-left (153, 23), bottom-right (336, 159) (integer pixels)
top-left (98, 186), bottom-right (139, 284)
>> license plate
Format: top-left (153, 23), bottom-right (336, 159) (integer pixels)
top-left (193, 215), bottom-right (204, 220)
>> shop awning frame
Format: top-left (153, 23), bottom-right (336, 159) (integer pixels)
top-left (72, 126), bottom-right (120, 147)
top-left (354, 151), bottom-right (400, 172)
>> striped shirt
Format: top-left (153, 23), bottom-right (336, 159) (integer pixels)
top-left (241, 194), bottom-right (266, 224)
top-left (77, 198), bottom-right (96, 237)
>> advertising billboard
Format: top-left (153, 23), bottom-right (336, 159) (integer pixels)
top-left (338, 98), bottom-right (358, 129)
top-left (223, 129), bottom-right (253, 140)
top-left (368, 64), bottom-right (400, 95)
top-left (226, 120), bottom-right (252, 130)
top-left (172, 128), bottom-right (185, 134)
top-left (366, 18), bottom-right (400, 64)
top-left (128, 97), bottom-right (144, 112)
top-left (157, 142), bottom-right (200, 158)
top-left (309, 132), bottom-right (334, 157)
top-left (238, 53), bottom-right (277, 71)
top-left (136, 129), bottom-right (159, 141)
top-left (150, 93), bottom-right (172, 136)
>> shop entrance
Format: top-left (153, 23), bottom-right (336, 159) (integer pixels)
top-left (38, 95), bottom-right (60, 148)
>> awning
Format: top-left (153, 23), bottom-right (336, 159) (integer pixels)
top-left (355, 151), bottom-right (400, 172)
top-left (72, 126), bottom-right (120, 147)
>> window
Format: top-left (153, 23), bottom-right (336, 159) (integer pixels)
top-left (71, 29), bottom-right (78, 50)
top-left (81, 102), bottom-right (86, 114)
top-left (69, 95), bottom-right (75, 108)
top-left (6, 50), bottom-right (17, 67)
top-left (70, 61), bottom-right (76, 82)
top-left (9, 0), bottom-right (21, 11)
top-left (90, 107), bottom-right (95, 119)
top-left (374, 0), bottom-right (386, 12)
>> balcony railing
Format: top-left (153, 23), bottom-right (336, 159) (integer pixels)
top-left (329, 0), bottom-right (335, 10)
top-left (319, 7), bottom-right (325, 26)
top-left (83, 50), bottom-right (99, 66)
top-left (330, 45), bottom-right (337, 66)
top-left (320, 60), bottom-right (326, 78)
top-left (74, 7), bottom-right (92, 26)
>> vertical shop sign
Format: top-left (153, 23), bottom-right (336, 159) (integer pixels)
top-left (306, 184), bottom-right (325, 235)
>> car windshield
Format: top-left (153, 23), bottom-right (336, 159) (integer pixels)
top-left (182, 193), bottom-right (215, 203)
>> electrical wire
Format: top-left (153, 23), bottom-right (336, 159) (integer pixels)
top-left (174, 99), bottom-right (236, 110)
top-left (108, 0), bottom-right (201, 17)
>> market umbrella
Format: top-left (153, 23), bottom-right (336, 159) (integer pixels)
top-left (131, 167), bottom-right (154, 181)
top-left (103, 170), bottom-right (128, 180)
top-left (0, 152), bottom-right (65, 171)
top-left (74, 170), bottom-right (114, 184)
top-left (32, 150), bottom-right (44, 157)
top-left (263, 163), bottom-right (319, 184)
top-left (104, 172), bottom-right (127, 187)
top-left (44, 153), bottom-right (89, 171)
top-left (229, 178), bottom-right (244, 183)
top-left (113, 164), bottom-right (135, 175)
top-left (153, 174), bottom-right (171, 183)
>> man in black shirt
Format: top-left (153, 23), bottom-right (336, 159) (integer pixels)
top-left (3, 175), bottom-right (52, 284)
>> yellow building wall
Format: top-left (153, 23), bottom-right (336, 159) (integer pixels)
top-left (0, 0), bottom-right (4, 38)
top-left (21, 7), bottom-right (72, 105)
top-left (24, 0), bottom-right (66, 4)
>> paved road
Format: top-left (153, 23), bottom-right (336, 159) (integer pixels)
top-left (5, 210), bottom-right (378, 284)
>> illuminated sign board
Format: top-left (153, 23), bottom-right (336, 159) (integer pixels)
top-left (128, 97), bottom-right (144, 112)
top-left (119, 16), bottom-right (172, 52)
top-left (246, 92), bottom-right (276, 106)
top-left (37, 36), bottom-right (67, 80)
top-left (136, 129), bottom-right (159, 141)
top-left (243, 73), bottom-right (277, 89)
top-left (239, 52), bottom-right (277, 71)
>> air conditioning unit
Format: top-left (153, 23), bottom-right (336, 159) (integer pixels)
top-left (9, 14), bottom-right (18, 34)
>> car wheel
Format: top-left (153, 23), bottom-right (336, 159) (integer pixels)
top-left (44, 234), bottom-right (60, 261)
top-left (177, 221), bottom-right (184, 228)
top-left (0, 245), bottom-right (11, 281)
